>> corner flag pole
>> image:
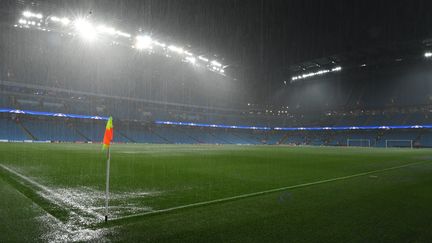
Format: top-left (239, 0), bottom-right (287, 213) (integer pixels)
top-left (105, 146), bottom-right (111, 222)
top-left (102, 116), bottom-right (113, 222)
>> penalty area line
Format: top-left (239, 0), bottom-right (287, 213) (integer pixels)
top-left (101, 159), bottom-right (429, 227)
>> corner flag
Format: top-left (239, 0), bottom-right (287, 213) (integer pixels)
top-left (102, 116), bottom-right (113, 222)
top-left (102, 116), bottom-right (113, 150)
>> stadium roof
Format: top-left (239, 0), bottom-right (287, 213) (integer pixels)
top-left (3, 0), bottom-right (432, 102)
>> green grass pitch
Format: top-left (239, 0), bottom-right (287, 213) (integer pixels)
top-left (0, 143), bottom-right (432, 242)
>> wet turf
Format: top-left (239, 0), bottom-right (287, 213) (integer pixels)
top-left (0, 143), bottom-right (431, 242)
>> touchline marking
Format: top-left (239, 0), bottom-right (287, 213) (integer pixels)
top-left (0, 164), bottom-right (103, 220)
top-left (108, 160), bottom-right (429, 224)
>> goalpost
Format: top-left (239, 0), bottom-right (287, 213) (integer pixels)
top-left (347, 139), bottom-right (371, 147)
top-left (385, 139), bottom-right (413, 149)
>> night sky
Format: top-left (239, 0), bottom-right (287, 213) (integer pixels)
top-left (3, 0), bottom-right (432, 100)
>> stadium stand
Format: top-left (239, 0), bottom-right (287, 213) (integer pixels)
top-left (0, 118), bottom-right (28, 141)
top-left (3, 56), bottom-right (432, 147)
top-left (2, 107), bottom-right (432, 147)
top-left (20, 119), bottom-right (82, 142)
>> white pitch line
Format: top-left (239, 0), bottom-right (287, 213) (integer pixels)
top-left (118, 147), bottom-right (241, 154)
top-left (0, 164), bottom-right (104, 220)
top-left (112, 160), bottom-right (429, 222)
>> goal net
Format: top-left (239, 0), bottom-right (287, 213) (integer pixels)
top-left (385, 140), bottom-right (413, 149)
top-left (347, 139), bottom-right (371, 147)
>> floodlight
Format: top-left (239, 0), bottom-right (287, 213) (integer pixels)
top-left (22, 11), bottom-right (31, 17)
top-left (211, 60), bottom-right (222, 67)
top-left (153, 41), bottom-right (166, 48)
top-left (16, 10), bottom-right (228, 76)
top-left (332, 66), bottom-right (342, 72)
top-left (425, 52), bottom-right (432, 58)
top-left (168, 45), bottom-right (184, 54)
top-left (292, 65), bottom-right (342, 81)
top-left (97, 25), bottom-right (116, 35)
top-left (198, 56), bottom-right (209, 62)
top-left (23, 11), bottom-right (42, 19)
top-left (61, 18), bottom-right (70, 25)
top-left (51, 16), bottom-right (71, 26)
top-left (74, 18), bottom-right (97, 41)
top-left (116, 31), bottom-right (131, 38)
top-left (135, 35), bottom-right (152, 50)
top-left (185, 56), bottom-right (196, 64)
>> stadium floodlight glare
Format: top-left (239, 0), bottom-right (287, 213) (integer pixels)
top-left (96, 26), bottom-right (130, 38)
top-left (291, 66), bottom-right (342, 81)
top-left (424, 52), bottom-right (432, 58)
top-left (185, 56), bottom-right (196, 64)
top-left (15, 10), bottom-right (228, 76)
top-left (116, 31), bottom-right (131, 38)
top-left (18, 18), bottom-right (27, 25)
top-left (331, 66), bottom-right (342, 72)
top-left (22, 11), bottom-right (32, 17)
top-left (153, 41), bottom-right (166, 48)
top-left (211, 60), bottom-right (222, 67)
top-left (168, 45), bottom-right (184, 54)
top-left (51, 16), bottom-right (71, 26)
top-left (74, 18), bottom-right (97, 41)
top-left (61, 17), bottom-right (71, 25)
top-left (198, 56), bottom-right (209, 62)
top-left (23, 11), bottom-right (43, 19)
top-left (97, 25), bottom-right (116, 35)
top-left (135, 35), bottom-right (152, 50)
